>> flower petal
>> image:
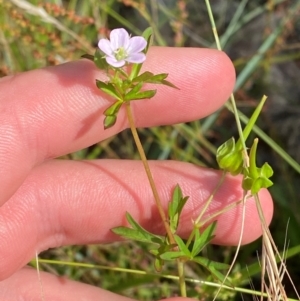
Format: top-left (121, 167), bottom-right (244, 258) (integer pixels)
top-left (106, 56), bottom-right (125, 68)
top-left (110, 28), bottom-right (130, 50)
top-left (127, 36), bottom-right (147, 53)
top-left (98, 39), bottom-right (113, 56)
top-left (126, 52), bottom-right (146, 64)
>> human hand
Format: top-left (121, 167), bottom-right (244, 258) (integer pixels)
top-left (0, 47), bottom-right (273, 300)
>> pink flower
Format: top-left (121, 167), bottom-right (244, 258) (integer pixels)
top-left (98, 28), bottom-right (147, 68)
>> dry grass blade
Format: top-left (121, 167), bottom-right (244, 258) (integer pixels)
top-left (36, 251), bottom-right (45, 301)
top-left (262, 231), bottom-right (287, 301)
top-left (255, 195), bottom-right (299, 301)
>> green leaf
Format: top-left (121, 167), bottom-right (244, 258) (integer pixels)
top-left (112, 226), bottom-right (163, 244)
top-left (146, 73), bottom-right (179, 89)
top-left (146, 73), bottom-right (168, 83)
top-left (103, 102), bottom-right (122, 116)
top-left (134, 72), bottom-right (179, 90)
top-left (104, 115), bottom-right (117, 129)
top-left (191, 222), bottom-right (217, 257)
top-left (159, 250), bottom-right (186, 261)
top-left (96, 80), bottom-right (123, 101)
top-left (160, 80), bottom-right (180, 90)
top-left (174, 235), bottom-right (191, 257)
top-left (192, 256), bottom-right (231, 285)
top-left (132, 71), bottom-right (154, 83)
top-left (81, 54), bottom-right (94, 61)
top-left (168, 185), bottom-right (189, 234)
top-left (112, 212), bottom-right (164, 244)
top-left (154, 257), bottom-right (164, 272)
top-left (125, 89), bottom-right (156, 101)
top-left (124, 82), bottom-right (143, 99)
top-left (193, 256), bottom-right (229, 270)
top-left (94, 48), bottom-right (109, 70)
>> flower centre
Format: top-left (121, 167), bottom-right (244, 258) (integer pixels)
top-left (114, 47), bottom-right (128, 61)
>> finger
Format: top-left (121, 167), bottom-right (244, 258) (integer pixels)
top-left (0, 267), bottom-right (194, 301)
top-left (0, 159), bottom-right (273, 280)
top-left (0, 267), bottom-right (133, 301)
top-left (0, 47), bottom-right (235, 206)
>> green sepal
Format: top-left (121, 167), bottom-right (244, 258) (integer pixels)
top-left (168, 184), bottom-right (189, 234)
top-left (94, 48), bottom-right (109, 70)
top-left (242, 163), bottom-right (274, 194)
top-left (81, 53), bottom-right (94, 61)
top-left (103, 101), bottom-right (122, 116)
top-left (242, 139), bottom-right (274, 194)
top-left (142, 27), bottom-right (153, 55)
top-left (96, 80), bottom-right (123, 101)
top-left (216, 137), bottom-right (243, 175)
top-left (129, 27), bottom-right (153, 80)
top-left (111, 212), bottom-right (164, 244)
top-left (251, 176), bottom-right (273, 194)
top-left (104, 115), bottom-right (117, 129)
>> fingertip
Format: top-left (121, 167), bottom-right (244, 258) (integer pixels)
top-left (134, 47), bottom-right (236, 127)
top-left (211, 186), bottom-right (274, 246)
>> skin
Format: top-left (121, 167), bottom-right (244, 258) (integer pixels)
top-left (0, 47), bottom-right (273, 300)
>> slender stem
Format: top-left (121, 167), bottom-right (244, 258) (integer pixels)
top-left (205, 0), bottom-right (248, 167)
top-left (194, 170), bottom-right (226, 226)
top-left (186, 171), bottom-right (226, 248)
top-left (125, 102), bottom-right (187, 296)
top-left (125, 102), bottom-right (175, 244)
top-left (177, 260), bottom-right (187, 297)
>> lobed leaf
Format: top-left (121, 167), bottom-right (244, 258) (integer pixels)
top-left (168, 185), bottom-right (189, 234)
top-left (192, 256), bottom-right (231, 285)
top-left (117, 212), bottom-right (164, 244)
top-left (96, 80), bottom-right (123, 101)
top-left (124, 89), bottom-right (157, 101)
top-left (132, 71), bottom-right (154, 83)
top-left (191, 221), bottom-right (217, 257)
top-left (103, 102), bottom-right (122, 116)
top-left (112, 226), bottom-right (163, 244)
top-left (103, 115), bottom-right (117, 129)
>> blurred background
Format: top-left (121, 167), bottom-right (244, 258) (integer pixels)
top-left (1, 0), bottom-right (300, 300)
